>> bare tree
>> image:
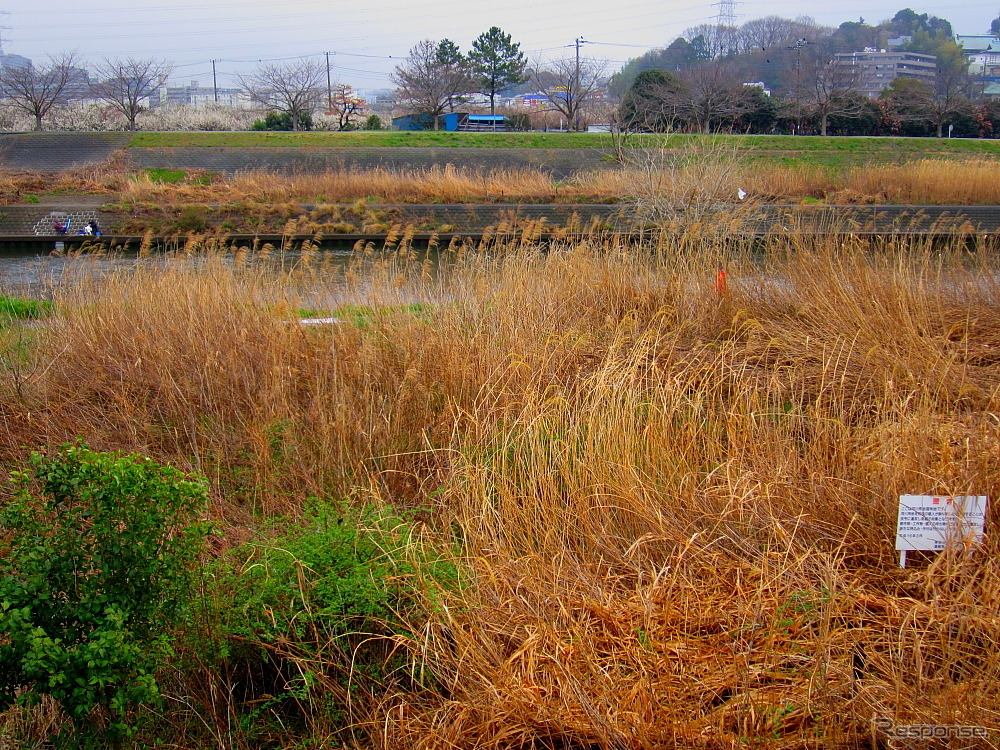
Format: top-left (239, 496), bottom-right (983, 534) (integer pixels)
top-left (930, 41), bottom-right (976, 137)
top-left (0, 52), bottom-right (83, 131)
top-left (682, 24), bottom-right (738, 59)
top-left (91, 57), bottom-right (172, 131)
top-left (530, 55), bottom-right (609, 131)
top-left (735, 15), bottom-right (829, 58)
top-left (391, 40), bottom-right (473, 130)
top-left (238, 59), bottom-right (325, 132)
top-left (805, 46), bottom-right (862, 136)
top-left (735, 16), bottom-right (798, 56)
top-left (677, 61), bottom-right (746, 133)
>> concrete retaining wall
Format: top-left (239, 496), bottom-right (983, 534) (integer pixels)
top-left (0, 132), bottom-right (131, 172)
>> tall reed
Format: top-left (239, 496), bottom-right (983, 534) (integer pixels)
top-left (1, 230), bottom-right (998, 748)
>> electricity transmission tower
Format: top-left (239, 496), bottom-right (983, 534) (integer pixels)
top-left (0, 12), bottom-right (11, 55)
top-left (713, 0), bottom-right (738, 56)
top-left (714, 0), bottom-right (737, 28)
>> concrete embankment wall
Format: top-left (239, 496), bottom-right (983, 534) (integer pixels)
top-left (0, 132), bottom-right (132, 172)
top-left (0, 206), bottom-right (111, 236)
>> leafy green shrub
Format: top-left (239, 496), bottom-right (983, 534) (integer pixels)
top-left (0, 443), bottom-right (210, 744)
top-left (212, 503), bottom-right (457, 738)
top-left (229, 504), bottom-right (442, 644)
top-left (362, 114), bottom-right (382, 131)
top-left (251, 110), bottom-right (314, 131)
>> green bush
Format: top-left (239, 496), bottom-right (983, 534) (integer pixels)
top-left (251, 110), bottom-right (314, 131)
top-left (362, 114), bottom-right (383, 131)
top-left (211, 503), bottom-right (457, 738)
top-left (228, 504), bottom-right (442, 644)
top-left (0, 443), bottom-right (210, 743)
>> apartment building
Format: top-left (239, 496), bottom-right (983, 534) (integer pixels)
top-left (833, 49), bottom-right (937, 98)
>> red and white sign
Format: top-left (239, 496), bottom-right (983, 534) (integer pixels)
top-left (896, 495), bottom-right (987, 565)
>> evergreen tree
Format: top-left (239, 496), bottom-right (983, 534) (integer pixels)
top-left (618, 69), bottom-right (686, 132)
top-left (436, 39), bottom-right (470, 112)
top-left (469, 26), bottom-right (527, 116)
top-left (436, 38), bottom-right (464, 66)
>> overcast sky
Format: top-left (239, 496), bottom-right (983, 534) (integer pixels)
top-left (3, 0), bottom-right (997, 93)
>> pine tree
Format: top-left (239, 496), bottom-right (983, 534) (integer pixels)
top-left (469, 27), bottom-right (527, 117)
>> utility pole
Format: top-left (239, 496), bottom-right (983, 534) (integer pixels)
top-left (786, 38), bottom-right (812, 134)
top-left (325, 51), bottom-right (333, 113)
top-left (574, 37), bottom-right (587, 131)
top-left (212, 59), bottom-right (218, 103)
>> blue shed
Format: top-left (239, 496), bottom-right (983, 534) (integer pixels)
top-left (393, 112), bottom-right (507, 132)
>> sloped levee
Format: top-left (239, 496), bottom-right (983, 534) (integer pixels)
top-left (0, 132), bottom-right (131, 172)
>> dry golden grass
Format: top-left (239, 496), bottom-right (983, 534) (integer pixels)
top-left (1, 230), bottom-right (1000, 748)
top-left (117, 165), bottom-right (565, 206)
top-left (5, 156), bottom-right (1000, 222)
top-left (0, 151), bottom-right (132, 204)
top-left (844, 159), bottom-right (1000, 205)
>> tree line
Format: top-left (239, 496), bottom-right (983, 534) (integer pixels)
top-left (5, 7), bottom-right (1000, 136)
top-left (614, 8), bottom-right (999, 137)
top-left (0, 52), bottom-right (384, 133)
top-left (0, 54), bottom-right (174, 131)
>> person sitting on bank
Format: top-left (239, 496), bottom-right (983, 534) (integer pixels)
top-left (53, 219), bottom-right (68, 235)
top-left (88, 219), bottom-right (101, 236)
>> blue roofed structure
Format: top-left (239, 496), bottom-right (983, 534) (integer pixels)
top-left (392, 112), bottom-right (507, 131)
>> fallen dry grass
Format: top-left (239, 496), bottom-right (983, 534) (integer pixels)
top-left (1, 230), bottom-right (999, 748)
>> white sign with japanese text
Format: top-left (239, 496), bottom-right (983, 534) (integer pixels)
top-left (896, 495), bottom-right (987, 553)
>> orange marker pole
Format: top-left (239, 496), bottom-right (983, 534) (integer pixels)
top-left (715, 267), bottom-right (728, 296)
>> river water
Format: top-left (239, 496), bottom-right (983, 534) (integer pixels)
top-left (0, 246), bottom-right (367, 297)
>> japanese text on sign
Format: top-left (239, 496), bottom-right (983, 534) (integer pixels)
top-left (896, 495), bottom-right (987, 552)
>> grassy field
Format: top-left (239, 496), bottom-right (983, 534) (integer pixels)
top-left (128, 130), bottom-right (1000, 156)
top-left (126, 130), bottom-right (1000, 170)
top-left (1, 229), bottom-right (999, 748)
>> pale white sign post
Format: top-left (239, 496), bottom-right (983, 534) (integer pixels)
top-left (896, 495), bottom-right (988, 568)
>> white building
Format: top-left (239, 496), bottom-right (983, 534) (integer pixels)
top-left (956, 35), bottom-right (1000, 74)
top-left (156, 80), bottom-right (246, 108)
